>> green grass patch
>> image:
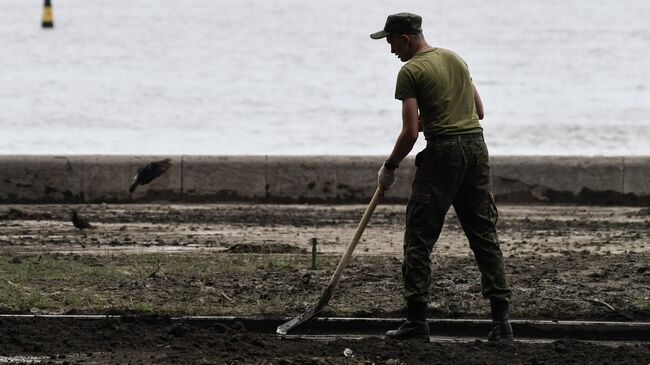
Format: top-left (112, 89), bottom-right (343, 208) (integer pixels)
top-left (0, 252), bottom-right (344, 315)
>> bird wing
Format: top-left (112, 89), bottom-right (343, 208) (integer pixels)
top-left (129, 167), bottom-right (145, 193)
top-left (138, 158), bottom-right (172, 185)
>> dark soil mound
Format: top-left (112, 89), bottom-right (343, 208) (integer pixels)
top-left (226, 243), bottom-right (307, 254)
top-left (0, 208), bottom-right (54, 221)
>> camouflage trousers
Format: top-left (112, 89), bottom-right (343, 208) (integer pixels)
top-left (402, 135), bottom-right (511, 304)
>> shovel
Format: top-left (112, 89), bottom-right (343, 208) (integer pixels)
top-left (277, 185), bottom-right (384, 335)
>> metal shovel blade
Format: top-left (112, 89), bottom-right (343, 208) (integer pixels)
top-left (276, 305), bottom-right (320, 335)
top-left (276, 288), bottom-right (332, 335)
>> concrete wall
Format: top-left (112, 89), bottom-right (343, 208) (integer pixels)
top-left (0, 155), bottom-right (647, 205)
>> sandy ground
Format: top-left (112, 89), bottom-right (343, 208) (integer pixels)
top-left (0, 203), bottom-right (649, 364)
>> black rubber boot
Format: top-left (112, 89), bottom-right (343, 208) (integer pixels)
top-left (487, 297), bottom-right (513, 343)
top-left (385, 301), bottom-right (430, 342)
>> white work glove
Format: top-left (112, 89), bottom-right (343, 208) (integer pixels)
top-left (378, 164), bottom-right (396, 191)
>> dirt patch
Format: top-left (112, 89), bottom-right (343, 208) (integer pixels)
top-left (0, 207), bottom-right (54, 221)
top-left (226, 243), bottom-right (307, 254)
top-left (0, 204), bottom-right (647, 257)
top-left (0, 203), bottom-right (648, 363)
top-left (0, 252), bottom-right (648, 321)
top-left (1, 317), bottom-right (649, 364)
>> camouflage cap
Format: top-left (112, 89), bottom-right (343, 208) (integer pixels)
top-left (370, 12), bottom-right (422, 40)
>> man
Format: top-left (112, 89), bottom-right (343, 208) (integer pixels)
top-left (370, 12), bottom-right (512, 343)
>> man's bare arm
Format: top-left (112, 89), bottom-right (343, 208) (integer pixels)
top-left (473, 82), bottom-right (484, 120)
top-left (387, 98), bottom-right (419, 165)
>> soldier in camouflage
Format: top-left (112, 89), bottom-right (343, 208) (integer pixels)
top-left (371, 12), bottom-right (513, 343)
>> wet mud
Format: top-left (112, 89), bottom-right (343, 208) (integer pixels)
top-left (1, 318), bottom-right (649, 365)
top-left (0, 204), bottom-right (648, 257)
top-left (0, 203), bottom-right (649, 363)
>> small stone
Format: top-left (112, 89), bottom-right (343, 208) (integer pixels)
top-left (168, 324), bottom-right (187, 338)
top-left (231, 321), bottom-right (246, 332)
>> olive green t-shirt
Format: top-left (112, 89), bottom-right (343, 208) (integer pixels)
top-left (395, 48), bottom-right (482, 139)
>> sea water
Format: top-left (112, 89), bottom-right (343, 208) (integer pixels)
top-left (0, 0), bottom-right (648, 155)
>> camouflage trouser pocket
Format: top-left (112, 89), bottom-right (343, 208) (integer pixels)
top-left (488, 193), bottom-right (499, 226)
top-left (402, 199), bottom-right (437, 302)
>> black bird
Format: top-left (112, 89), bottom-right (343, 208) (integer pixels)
top-left (129, 158), bottom-right (172, 193)
top-left (71, 209), bottom-right (93, 230)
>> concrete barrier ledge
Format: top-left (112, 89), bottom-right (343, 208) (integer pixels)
top-left (0, 155), bottom-right (647, 205)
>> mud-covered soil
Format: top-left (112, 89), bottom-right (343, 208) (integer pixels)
top-left (0, 204), bottom-right (648, 320)
top-left (0, 204), bottom-right (648, 256)
top-left (0, 203), bottom-right (649, 364)
top-left (1, 318), bottom-right (649, 365)
top-left (225, 243), bottom-right (307, 254)
top-left (1, 252), bottom-right (648, 321)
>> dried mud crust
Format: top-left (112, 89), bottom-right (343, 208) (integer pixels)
top-left (1, 318), bottom-right (649, 365)
top-left (0, 204), bottom-right (648, 256)
top-left (225, 243), bottom-right (307, 254)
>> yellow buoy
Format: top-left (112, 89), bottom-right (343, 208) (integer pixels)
top-left (42, 0), bottom-right (53, 28)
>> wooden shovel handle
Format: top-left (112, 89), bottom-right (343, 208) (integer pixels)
top-left (324, 185), bottom-right (383, 290)
top-left (276, 185), bottom-right (384, 334)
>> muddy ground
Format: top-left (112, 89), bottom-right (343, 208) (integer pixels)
top-left (0, 203), bottom-right (649, 364)
top-left (0, 204), bottom-right (648, 256)
top-left (0, 251), bottom-right (648, 321)
top-left (1, 317), bottom-right (650, 365)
